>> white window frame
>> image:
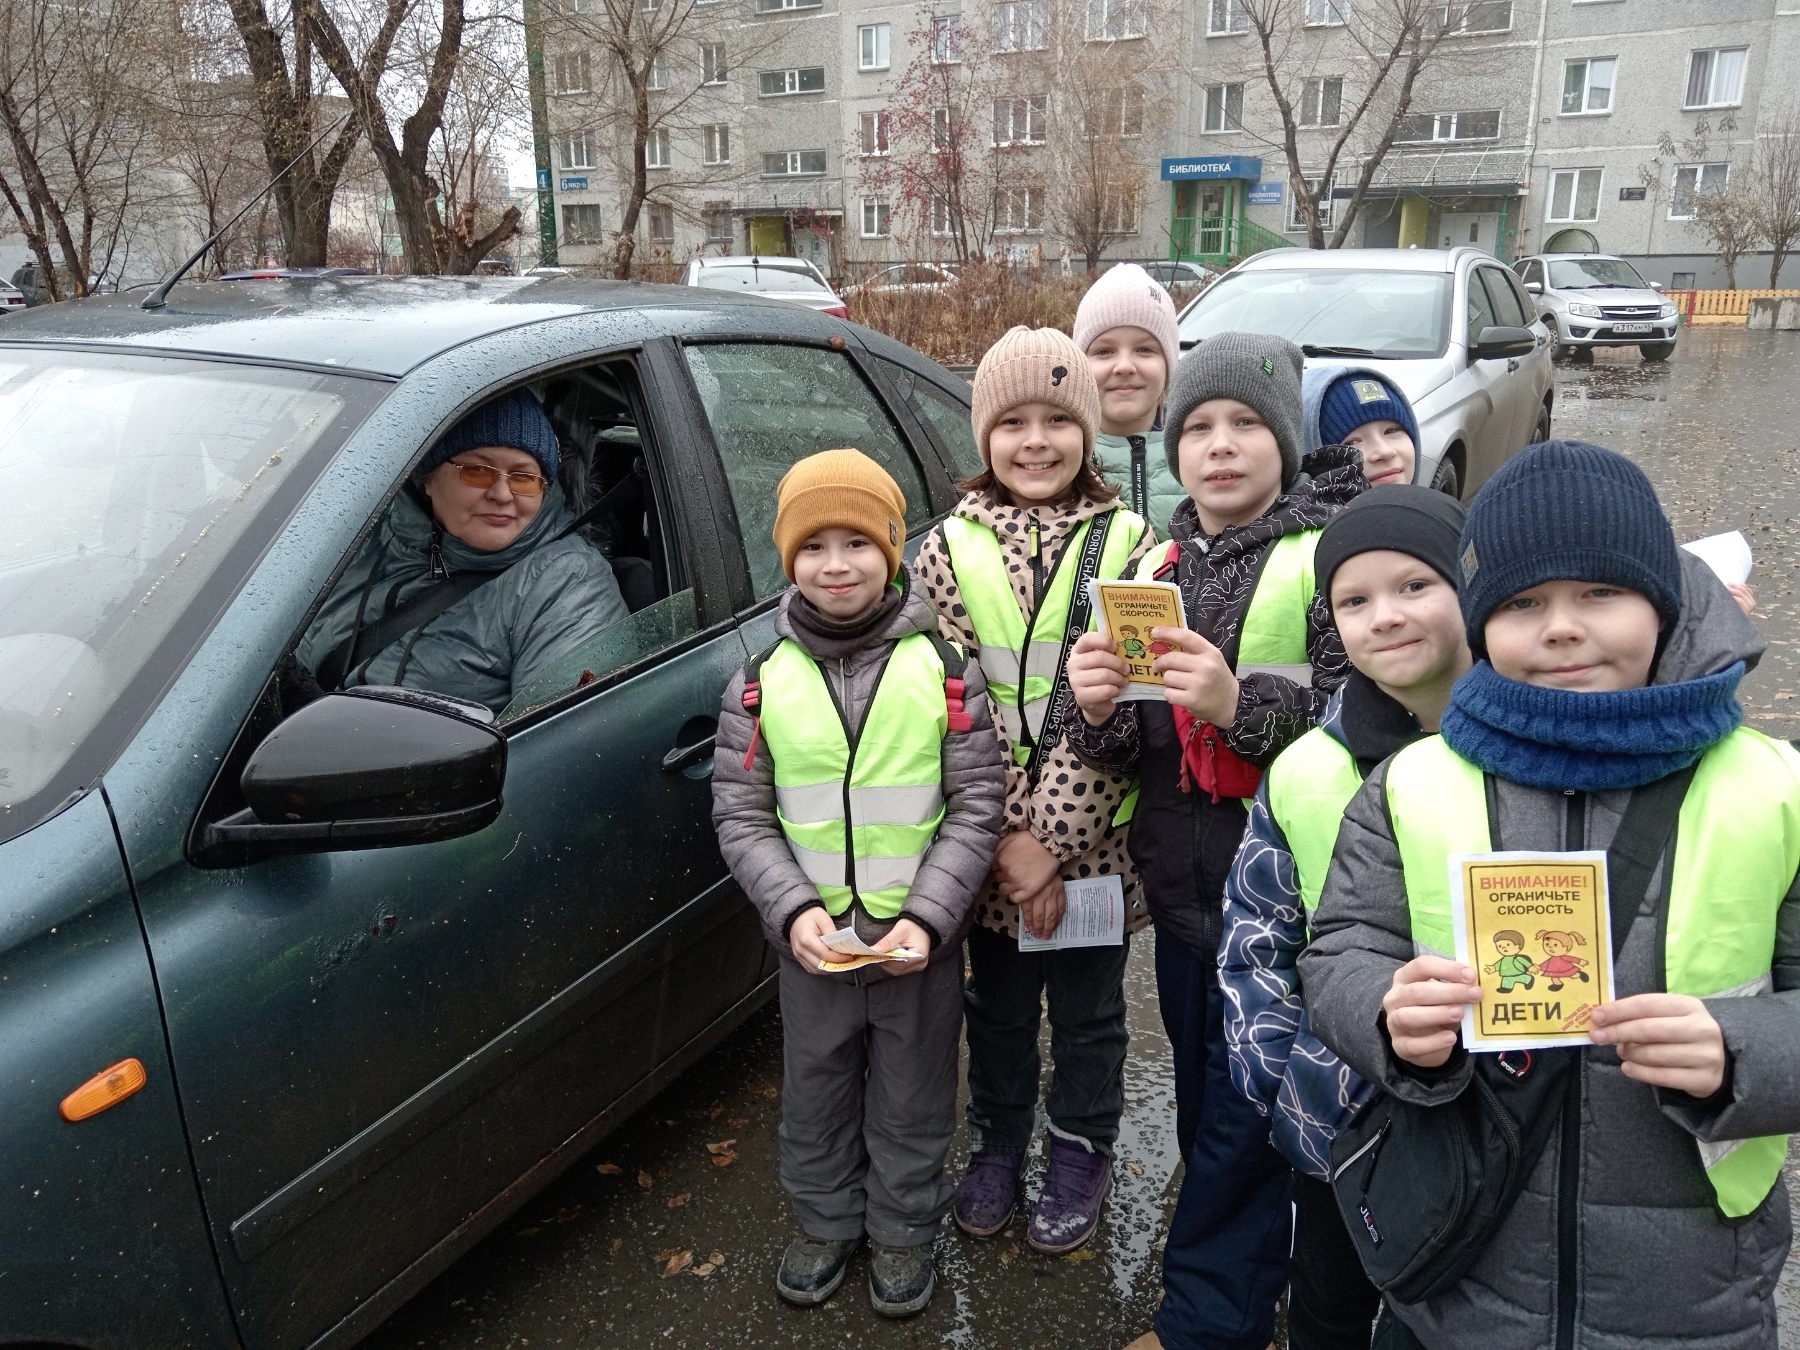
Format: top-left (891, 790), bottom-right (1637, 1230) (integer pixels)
top-left (861, 196), bottom-right (891, 238)
top-left (552, 51), bottom-right (591, 94)
top-left (931, 105), bottom-right (952, 150)
top-left (1207, 0), bottom-right (1247, 35)
top-left (562, 202), bottom-right (603, 243)
top-left (1305, 0), bottom-right (1347, 25)
top-left (859, 110), bottom-right (891, 156)
top-left (753, 0), bottom-right (822, 11)
top-left (646, 202), bottom-right (675, 242)
top-left (1299, 76), bottom-right (1343, 127)
top-left (1547, 167), bottom-right (1603, 223)
top-left (701, 42), bottom-right (727, 85)
top-left (762, 149), bottom-right (827, 177)
top-left (1670, 162), bottom-right (1729, 220)
top-left (1202, 83), bottom-right (1243, 133)
top-left (1439, 1), bottom-right (1510, 35)
top-left (759, 66), bottom-right (826, 97)
top-left (647, 54), bottom-right (666, 91)
top-left (1088, 0), bottom-right (1147, 41)
top-left (702, 123), bottom-right (731, 165)
top-left (993, 95), bottom-right (1047, 146)
top-left (995, 0), bottom-right (1049, 51)
top-left (561, 131), bottom-right (595, 169)
top-left (858, 23), bottom-right (890, 70)
top-left (704, 200), bottom-right (733, 241)
top-left (645, 128), bottom-right (672, 169)
top-left (1101, 181), bottom-right (1138, 234)
top-left (1560, 56), bottom-right (1616, 116)
top-left (1684, 48), bottom-right (1747, 111)
top-left (1087, 85), bottom-right (1144, 137)
top-left (930, 197), bottom-right (960, 236)
top-left (1396, 109), bottom-right (1501, 143)
top-left (932, 15), bottom-right (963, 64)
top-left (1288, 176), bottom-right (1336, 233)
top-left (994, 184), bottom-right (1042, 233)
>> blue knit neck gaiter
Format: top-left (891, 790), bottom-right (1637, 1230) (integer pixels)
top-left (1440, 660), bottom-right (1746, 792)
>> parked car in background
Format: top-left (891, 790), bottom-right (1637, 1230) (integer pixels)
top-left (1176, 246), bottom-right (1553, 500)
top-left (1138, 259), bottom-right (1216, 295)
top-left (847, 261), bottom-right (961, 297)
top-left (0, 281), bottom-right (25, 313)
top-left (1512, 252), bottom-right (1681, 362)
top-left (219, 266), bottom-right (373, 281)
top-left (0, 275), bottom-right (978, 1348)
top-left (681, 254), bottom-right (849, 317)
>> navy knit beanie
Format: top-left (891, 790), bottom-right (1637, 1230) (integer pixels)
top-left (416, 388), bottom-right (561, 483)
top-left (1317, 370), bottom-right (1421, 460)
top-left (1458, 440), bottom-right (1680, 654)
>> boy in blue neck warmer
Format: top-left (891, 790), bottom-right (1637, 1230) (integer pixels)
top-left (1302, 440), bottom-right (1800, 1349)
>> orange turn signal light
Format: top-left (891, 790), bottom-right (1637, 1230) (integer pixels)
top-left (60, 1058), bottom-right (147, 1123)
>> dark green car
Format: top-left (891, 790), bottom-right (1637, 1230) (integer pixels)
top-left (0, 276), bottom-right (979, 1348)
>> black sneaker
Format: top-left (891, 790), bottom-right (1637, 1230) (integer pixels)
top-left (775, 1236), bottom-right (859, 1307)
top-left (868, 1241), bottom-right (936, 1318)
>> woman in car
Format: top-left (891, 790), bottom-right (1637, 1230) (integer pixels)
top-left (297, 388), bottom-right (628, 716)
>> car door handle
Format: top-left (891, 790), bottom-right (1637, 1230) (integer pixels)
top-left (661, 732), bottom-right (717, 775)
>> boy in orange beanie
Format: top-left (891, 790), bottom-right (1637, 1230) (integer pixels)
top-left (713, 448), bottom-right (1005, 1318)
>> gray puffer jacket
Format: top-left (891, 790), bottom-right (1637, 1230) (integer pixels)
top-left (297, 487), bottom-right (628, 715)
top-left (712, 580), bottom-right (1006, 971)
top-left (1302, 554), bottom-right (1800, 1349)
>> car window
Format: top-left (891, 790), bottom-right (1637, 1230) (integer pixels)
top-left (1546, 257), bottom-right (1649, 289)
top-left (1477, 267), bottom-right (1528, 327)
top-left (1180, 267), bottom-right (1451, 359)
top-left (502, 589), bottom-right (699, 720)
top-left (878, 356), bottom-right (981, 479)
top-left (693, 266), bottom-right (829, 295)
top-left (1518, 260), bottom-right (1542, 288)
top-left (1465, 268), bottom-right (1499, 336)
top-left (684, 342), bottom-right (930, 601)
top-left (1500, 271), bottom-right (1536, 324)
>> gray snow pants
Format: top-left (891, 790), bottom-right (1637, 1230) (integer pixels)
top-left (776, 949), bottom-right (962, 1247)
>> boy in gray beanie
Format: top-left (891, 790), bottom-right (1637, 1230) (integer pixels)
top-left (1163, 332), bottom-right (1308, 489)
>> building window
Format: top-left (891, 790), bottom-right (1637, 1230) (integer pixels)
top-left (1088, 0), bottom-right (1147, 40)
top-left (1203, 83), bottom-right (1243, 133)
top-left (759, 66), bottom-right (826, 96)
top-left (1395, 109), bottom-right (1501, 142)
top-left (753, 0), bottom-right (822, 11)
top-left (647, 54), bottom-right (666, 90)
top-left (995, 184), bottom-right (1042, 233)
top-left (1102, 181), bottom-right (1138, 233)
top-left (932, 15), bottom-right (963, 64)
top-left (859, 110), bottom-right (891, 156)
top-left (1299, 77), bottom-right (1343, 127)
top-left (1685, 48), bottom-right (1747, 110)
top-left (930, 198), bottom-right (960, 236)
top-left (646, 128), bottom-right (672, 169)
top-left (763, 149), bottom-right (827, 176)
top-left (704, 201), bottom-right (733, 242)
top-left (1560, 57), bottom-right (1615, 115)
top-left (1288, 176), bottom-right (1336, 232)
top-left (995, 0), bottom-right (1049, 51)
top-left (561, 131), bottom-right (595, 169)
top-left (1671, 162), bottom-right (1729, 219)
top-left (1305, 0), bottom-right (1347, 24)
top-left (701, 42), bottom-right (727, 85)
top-left (861, 197), bottom-right (891, 238)
top-left (1547, 167), bottom-right (1603, 222)
top-left (1087, 85), bottom-right (1145, 137)
top-left (1207, 0), bottom-right (1248, 35)
top-left (1439, 1), bottom-right (1510, 34)
top-left (552, 52), bottom-right (591, 94)
top-left (563, 203), bottom-right (604, 243)
top-left (859, 23), bottom-right (890, 70)
top-left (647, 203), bottom-right (675, 242)
top-left (993, 95), bottom-right (1047, 146)
top-left (703, 123), bottom-right (731, 165)
top-left (932, 106), bottom-right (952, 150)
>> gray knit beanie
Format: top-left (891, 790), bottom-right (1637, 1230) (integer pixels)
top-left (1163, 333), bottom-right (1306, 487)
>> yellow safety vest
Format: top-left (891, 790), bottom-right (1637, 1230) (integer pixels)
top-left (1265, 725), bottom-right (1366, 916)
top-left (1384, 729), bottom-right (1800, 1219)
top-left (758, 632), bottom-right (954, 921)
top-left (1133, 529), bottom-right (1321, 684)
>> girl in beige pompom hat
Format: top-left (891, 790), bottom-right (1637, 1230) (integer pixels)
top-left (910, 326), bottom-right (1156, 1256)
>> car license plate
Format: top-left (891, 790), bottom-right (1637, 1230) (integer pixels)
top-left (1612, 322), bottom-right (1653, 334)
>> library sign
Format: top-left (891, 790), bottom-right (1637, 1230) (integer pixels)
top-left (1160, 156), bottom-right (1264, 182)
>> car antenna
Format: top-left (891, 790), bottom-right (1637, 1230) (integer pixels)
top-left (141, 111), bottom-right (352, 312)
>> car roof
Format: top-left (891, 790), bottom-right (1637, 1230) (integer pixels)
top-left (1232, 247), bottom-right (1481, 274)
top-left (0, 274), bottom-right (855, 378)
top-left (1528, 252), bottom-right (1627, 262)
top-left (690, 255), bottom-right (814, 270)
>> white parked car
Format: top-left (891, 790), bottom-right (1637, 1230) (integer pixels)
top-left (846, 262), bottom-right (960, 297)
top-left (1512, 253), bottom-right (1680, 362)
top-left (1177, 246), bottom-right (1553, 500)
top-left (0, 282), bottom-right (25, 313)
top-left (681, 255), bottom-right (848, 317)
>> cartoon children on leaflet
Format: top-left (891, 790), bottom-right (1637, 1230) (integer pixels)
top-left (1485, 930), bottom-right (1536, 994)
top-left (1532, 930), bottom-right (1592, 991)
top-left (1117, 625), bottom-right (1148, 662)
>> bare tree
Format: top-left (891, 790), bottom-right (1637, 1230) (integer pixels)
top-left (1693, 187), bottom-right (1762, 289)
top-left (421, 21), bottom-right (529, 273)
top-left (1639, 121), bottom-right (1760, 289)
top-left (1750, 104), bottom-right (1800, 287)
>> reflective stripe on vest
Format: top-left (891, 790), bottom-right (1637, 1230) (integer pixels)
top-left (1384, 729), bottom-right (1800, 1219)
top-left (1265, 726), bottom-right (1366, 915)
top-left (943, 509), bottom-right (1145, 761)
top-left (759, 632), bottom-right (952, 920)
top-left (1133, 529), bottom-right (1320, 685)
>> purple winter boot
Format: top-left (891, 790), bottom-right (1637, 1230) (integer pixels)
top-left (1027, 1134), bottom-right (1112, 1254)
top-left (952, 1150), bottom-right (1024, 1237)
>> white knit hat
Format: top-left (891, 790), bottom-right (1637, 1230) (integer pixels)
top-left (1072, 263), bottom-right (1180, 375)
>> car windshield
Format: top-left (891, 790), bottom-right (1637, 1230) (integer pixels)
top-left (1548, 258), bottom-right (1649, 290)
top-left (1178, 267), bottom-right (1452, 359)
top-left (0, 351), bottom-right (379, 842)
top-left (694, 264), bottom-right (828, 294)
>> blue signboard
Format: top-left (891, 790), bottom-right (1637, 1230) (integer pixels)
top-left (537, 167), bottom-right (551, 192)
top-left (560, 176), bottom-right (589, 192)
top-left (1161, 155), bottom-right (1263, 182)
top-left (1247, 180), bottom-right (1284, 205)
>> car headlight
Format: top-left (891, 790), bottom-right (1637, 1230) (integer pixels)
top-left (1566, 302), bottom-right (1603, 318)
top-left (1659, 303), bottom-right (1679, 320)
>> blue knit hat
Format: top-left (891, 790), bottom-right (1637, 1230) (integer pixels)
top-left (1458, 440), bottom-right (1681, 654)
top-left (416, 389), bottom-right (561, 483)
top-left (1316, 370), bottom-right (1421, 458)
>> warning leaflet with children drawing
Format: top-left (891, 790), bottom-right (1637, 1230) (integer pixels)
top-left (1088, 579), bottom-right (1185, 699)
top-left (1449, 851), bottom-right (1616, 1051)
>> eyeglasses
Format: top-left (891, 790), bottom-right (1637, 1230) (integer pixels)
top-left (446, 460), bottom-right (551, 496)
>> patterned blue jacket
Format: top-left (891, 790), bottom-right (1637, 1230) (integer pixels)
top-left (1218, 690), bottom-right (1374, 1179)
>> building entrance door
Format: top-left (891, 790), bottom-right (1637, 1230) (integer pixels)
top-left (1440, 211), bottom-right (1501, 254)
top-left (748, 216), bottom-right (787, 256)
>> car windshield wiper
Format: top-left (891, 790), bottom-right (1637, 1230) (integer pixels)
top-left (1301, 343), bottom-right (1377, 357)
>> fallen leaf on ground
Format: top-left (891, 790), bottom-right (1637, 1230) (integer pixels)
top-left (705, 1139), bottom-right (737, 1155)
top-left (657, 1247), bottom-right (694, 1277)
top-left (609, 1237), bottom-right (624, 1255)
top-left (710, 1152), bottom-right (736, 1168)
top-left (692, 1260), bottom-right (718, 1277)
top-left (637, 1170), bottom-right (655, 1191)
top-left (666, 1192), bottom-right (692, 1209)
top-left (514, 1226), bottom-right (543, 1238)
top-left (727, 1117), bottom-right (750, 1128)
top-left (596, 1163), bottom-right (623, 1175)
top-left (1123, 1160), bottom-right (1145, 1176)
top-left (1064, 1248), bottom-right (1097, 1262)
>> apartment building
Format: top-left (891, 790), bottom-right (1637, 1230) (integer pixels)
top-left (536, 0), bottom-right (1800, 285)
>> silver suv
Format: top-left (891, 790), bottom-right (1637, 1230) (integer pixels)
top-left (1512, 253), bottom-right (1680, 362)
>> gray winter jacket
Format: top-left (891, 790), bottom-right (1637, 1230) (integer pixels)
top-left (297, 486), bottom-right (628, 716)
top-left (1301, 554), bottom-right (1800, 1349)
top-left (712, 581), bottom-right (1006, 970)
top-left (1091, 429), bottom-right (1185, 537)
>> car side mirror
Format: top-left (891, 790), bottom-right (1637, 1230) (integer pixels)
top-left (1524, 280), bottom-right (1543, 294)
top-left (1651, 281), bottom-right (1665, 291)
top-left (194, 688), bottom-right (505, 866)
top-left (1471, 325), bottom-right (1538, 361)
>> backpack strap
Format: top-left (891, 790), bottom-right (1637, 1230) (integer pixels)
top-left (738, 638), bottom-right (785, 769)
top-left (1152, 540), bottom-right (1180, 581)
top-left (925, 631), bottom-right (974, 732)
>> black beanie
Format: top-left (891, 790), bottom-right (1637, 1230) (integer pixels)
top-left (1163, 332), bottom-right (1307, 488)
top-left (1458, 440), bottom-right (1680, 654)
top-left (1316, 485), bottom-right (1468, 607)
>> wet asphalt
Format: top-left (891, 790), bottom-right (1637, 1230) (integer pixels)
top-left (364, 325), bottom-right (1800, 1350)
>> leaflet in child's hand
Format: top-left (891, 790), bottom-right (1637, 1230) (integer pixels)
top-left (1087, 579), bottom-right (1185, 701)
top-left (1017, 875), bottom-right (1125, 951)
top-left (818, 925), bottom-right (920, 972)
top-left (1448, 851), bottom-right (1615, 1051)
top-left (1682, 530), bottom-right (1753, 586)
